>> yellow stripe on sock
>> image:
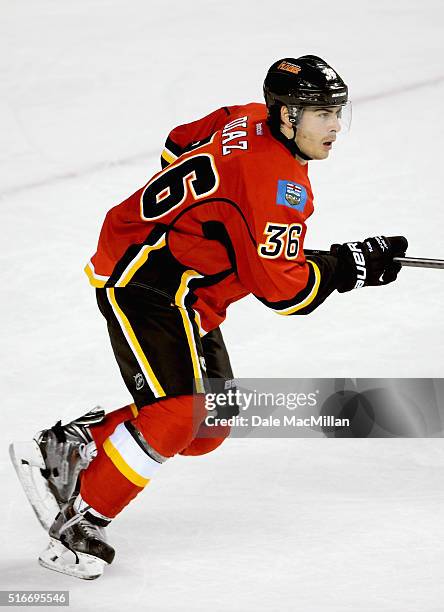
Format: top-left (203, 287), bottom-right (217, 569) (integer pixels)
top-left (103, 438), bottom-right (150, 488)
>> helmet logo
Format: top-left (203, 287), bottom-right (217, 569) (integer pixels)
top-left (277, 61), bottom-right (301, 75)
top-left (321, 66), bottom-right (338, 81)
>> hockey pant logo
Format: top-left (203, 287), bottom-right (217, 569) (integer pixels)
top-left (134, 373), bottom-right (145, 391)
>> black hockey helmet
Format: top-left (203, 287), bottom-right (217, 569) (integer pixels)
top-left (264, 55), bottom-right (349, 124)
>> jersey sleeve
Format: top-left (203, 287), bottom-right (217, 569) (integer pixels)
top-left (216, 164), bottom-right (339, 316)
top-left (238, 220), bottom-right (338, 315)
top-left (251, 250), bottom-right (339, 315)
top-left (161, 106), bottom-right (244, 168)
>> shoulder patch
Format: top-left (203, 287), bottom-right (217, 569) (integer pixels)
top-left (276, 180), bottom-right (308, 212)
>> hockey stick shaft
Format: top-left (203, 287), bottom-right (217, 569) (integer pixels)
top-left (305, 250), bottom-right (444, 269)
top-left (392, 257), bottom-right (444, 269)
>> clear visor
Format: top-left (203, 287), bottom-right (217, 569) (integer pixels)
top-left (336, 100), bottom-right (352, 133)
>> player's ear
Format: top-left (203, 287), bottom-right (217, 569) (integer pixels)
top-left (280, 105), bottom-right (291, 128)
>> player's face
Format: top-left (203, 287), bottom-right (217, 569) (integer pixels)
top-left (295, 106), bottom-right (342, 160)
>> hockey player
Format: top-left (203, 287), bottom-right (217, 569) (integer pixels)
top-left (10, 55), bottom-right (408, 579)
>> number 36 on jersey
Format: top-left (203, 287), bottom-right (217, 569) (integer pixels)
top-left (258, 222), bottom-right (302, 260)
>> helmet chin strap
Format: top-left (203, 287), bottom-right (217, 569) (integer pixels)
top-left (269, 122), bottom-right (312, 161)
top-left (291, 125), bottom-right (312, 161)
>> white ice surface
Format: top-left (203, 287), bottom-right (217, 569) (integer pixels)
top-left (1, 0), bottom-right (444, 610)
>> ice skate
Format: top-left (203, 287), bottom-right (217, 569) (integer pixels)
top-left (9, 406), bottom-right (105, 530)
top-left (39, 496), bottom-right (114, 580)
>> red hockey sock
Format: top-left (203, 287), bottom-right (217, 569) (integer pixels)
top-left (180, 422), bottom-right (230, 456)
top-left (89, 404), bottom-right (138, 448)
top-left (80, 395), bottom-right (206, 518)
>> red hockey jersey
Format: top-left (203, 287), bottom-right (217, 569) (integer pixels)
top-left (85, 103), bottom-right (337, 333)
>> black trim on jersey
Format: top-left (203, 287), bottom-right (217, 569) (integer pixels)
top-left (164, 197), bottom-right (258, 289)
top-left (168, 198), bottom-right (257, 249)
top-left (106, 198), bottom-right (255, 289)
top-left (254, 262), bottom-right (318, 310)
top-left (105, 225), bottom-right (168, 288)
top-left (202, 221), bottom-right (237, 270)
top-left (255, 253), bottom-right (339, 315)
top-left (162, 109), bottom-right (231, 169)
top-left (104, 214), bottom-right (235, 302)
top-left (183, 268), bottom-right (235, 311)
top-left (161, 137), bottom-right (184, 168)
top-left (128, 246), bottom-right (188, 300)
top-left (182, 134), bottom-right (214, 154)
top-left (165, 137), bottom-right (183, 158)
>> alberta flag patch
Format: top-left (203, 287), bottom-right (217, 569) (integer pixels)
top-left (276, 180), bottom-right (308, 212)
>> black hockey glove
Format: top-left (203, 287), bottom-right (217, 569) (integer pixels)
top-left (332, 235), bottom-right (408, 293)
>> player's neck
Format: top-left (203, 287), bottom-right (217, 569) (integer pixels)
top-left (277, 124), bottom-right (309, 165)
top-left (268, 121), bottom-right (308, 164)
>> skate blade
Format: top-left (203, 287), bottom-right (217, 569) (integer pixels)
top-left (39, 538), bottom-right (107, 580)
top-left (9, 441), bottom-right (60, 531)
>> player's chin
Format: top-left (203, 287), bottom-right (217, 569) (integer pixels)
top-left (313, 148), bottom-right (330, 160)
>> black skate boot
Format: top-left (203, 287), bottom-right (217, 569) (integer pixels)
top-left (9, 406), bottom-right (105, 530)
top-left (39, 496), bottom-right (114, 580)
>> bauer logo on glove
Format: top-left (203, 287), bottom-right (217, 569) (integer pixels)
top-left (333, 235), bottom-right (408, 293)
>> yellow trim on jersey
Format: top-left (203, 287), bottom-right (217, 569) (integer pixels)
top-left (84, 262), bottom-right (109, 288)
top-left (107, 288), bottom-right (166, 398)
top-left (175, 270), bottom-right (205, 392)
top-left (130, 403), bottom-right (138, 418)
top-left (103, 438), bottom-right (149, 488)
top-left (115, 235), bottom-right (166, 287)
top-left (161, 148), bottom-right (177, 165)
top-left (276, 260), bottom-right (322, 315)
